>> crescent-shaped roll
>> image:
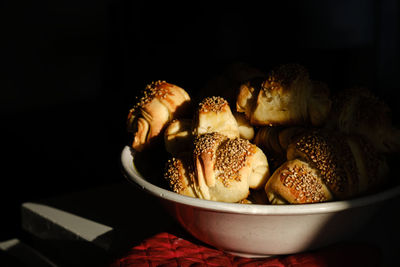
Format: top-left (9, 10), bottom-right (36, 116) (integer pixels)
top-left (164, 98), bottom-right (255, 156)
top-left (286, 131), bottom-right (359, 199)
top-left (236, 64), bottom-right (331, 127)
top-left (164, 156), bottom-right (197, 197)
top-left (192, 96), bottom-right (240, 139)
top-left (279, 130), bottom-right (389, 203)
top-left (328, 86), bottom-right (400, 154)
top-left (164, 132), bottom-right (270, 203)
top-left (265, 159), bottom-right (334, 204)
top-left (127, 80), bottom-right (191, 151)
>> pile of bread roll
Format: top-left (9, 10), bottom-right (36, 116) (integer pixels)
top-left (126, 64), bottom-right (400, 204)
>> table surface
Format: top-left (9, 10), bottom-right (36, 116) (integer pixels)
top-left (1, 180), bottom-right (400, 266)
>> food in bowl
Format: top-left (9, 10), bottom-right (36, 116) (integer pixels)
top-left (121, 145), bottom-right (400, 257)
top-left (125, 64), bottom-right (400, 205)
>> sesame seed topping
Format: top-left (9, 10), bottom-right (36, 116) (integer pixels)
top-left (262, 63), bottom-right (308, 92)
top-left (164, 157), bottom-right (184, 193)
top-left (164, 157), bottom-right (194, 194)
top-left (295, 132), bottom-right (345, 193)
top-left (193, 132), bottom-right (226, 157)
top-left (280, 162), bottom-right (327, 203)
top-left (215, 138), bottom-right (255, 187)
top-left (198, 96), bottom-right (228, 113)
top-left (130, 80), bottom-right (171, 112)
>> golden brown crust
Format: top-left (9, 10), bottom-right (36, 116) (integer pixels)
top-left (164, 156), bottom-right (197, 197)
top-left (286, 131), bottom-right (358, 199)
top-left (127, 81), bottom-right (191, 151)
top-left (165, 133), bottom-right (270, 203)
top-left (236, 64), bottom-right (316, 126)
top-left (214, 137), bottom-right (255, 186)
top-left (193, 96), bottom-right (240, 138)
top-left (265, 159), bottom-right (333, 204)
top-left (236, 64), bottom-right (332, 127)
top-left (193, 132), bottom-right (227, 189)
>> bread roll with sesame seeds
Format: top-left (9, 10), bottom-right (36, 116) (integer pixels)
top-left (193, 96), bottom-right (240, 139)
top-left (327, 86), bottom-right (400, 154)
top-left (192, 133), bottom-right (270, 202)
top-left (236, 64), bottom-right (331, 127)
top-left (283, 130), bottom-right (389, 202)
top-left (127, 80), bottom-right (191, 151)
top-left (286, 131), bottom-right (359, 199)
top-left (164, 156), bottom-right (198, 198)
top-left (265, 159), bottom-right (334, 204)
top-left (164, 132), bottom-right (270, 203)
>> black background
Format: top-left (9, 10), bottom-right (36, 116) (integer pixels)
top-left (1, 0), bottom-right (399, 241)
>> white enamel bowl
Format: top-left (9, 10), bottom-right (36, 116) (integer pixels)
top-left (121, 146), bottom-right (400, 257)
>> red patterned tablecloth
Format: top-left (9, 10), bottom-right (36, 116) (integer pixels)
top-left (110, 232), bottom-right (380, 267)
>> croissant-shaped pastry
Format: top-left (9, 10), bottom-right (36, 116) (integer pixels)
top-left (265, 130), bottom-right (389, 204)
top-left (192, 96), bottom-right (240, 138)
top-left (265, 159), bottom-right (334, 204)
top-left (327, 86), bottom-right (400, 154)
top-left (127, 80), bottom-right (191, 151)
top-left (236, 64), bottom-right (331, 127)
top-left (164, 97), bottom-right (255, 156)
top-left (254, 126), bottom-right (306, 170)
top-left (286, 131), bottom-right (359, 199)
top-left (164, 132), bottom-right (270, 203)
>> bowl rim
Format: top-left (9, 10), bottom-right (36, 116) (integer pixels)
top-left (121, 146), bottom-right (400, 215)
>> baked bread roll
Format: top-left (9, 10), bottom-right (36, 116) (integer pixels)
top-left (236, 64), bottom-right (331, 126)
top-left (327, 86), bottom-right (400, 154)
top-left (192, 96), bottom-right (240, 138)
top-left (233, 112), bottom-right (255, 140)
top-left (127, 80), bottom-right (191, 151)
top-left (265, 159), bottom-right (334, 204)
top-left (164, 132), bottom-right (270, 203)
top-left (254, 126), bottom-right (306, 170)
top-left (164, 98), bottom-right (255, 156)
top-left (164, 156), bottom-right (197, 198)
top-left (286, 131), bottom-right (359, 199)
top-left (264, 130), bottom-right (389, 204)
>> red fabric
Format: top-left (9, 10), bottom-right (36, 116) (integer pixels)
top-left (110, 232), bottom-right (380, 267)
